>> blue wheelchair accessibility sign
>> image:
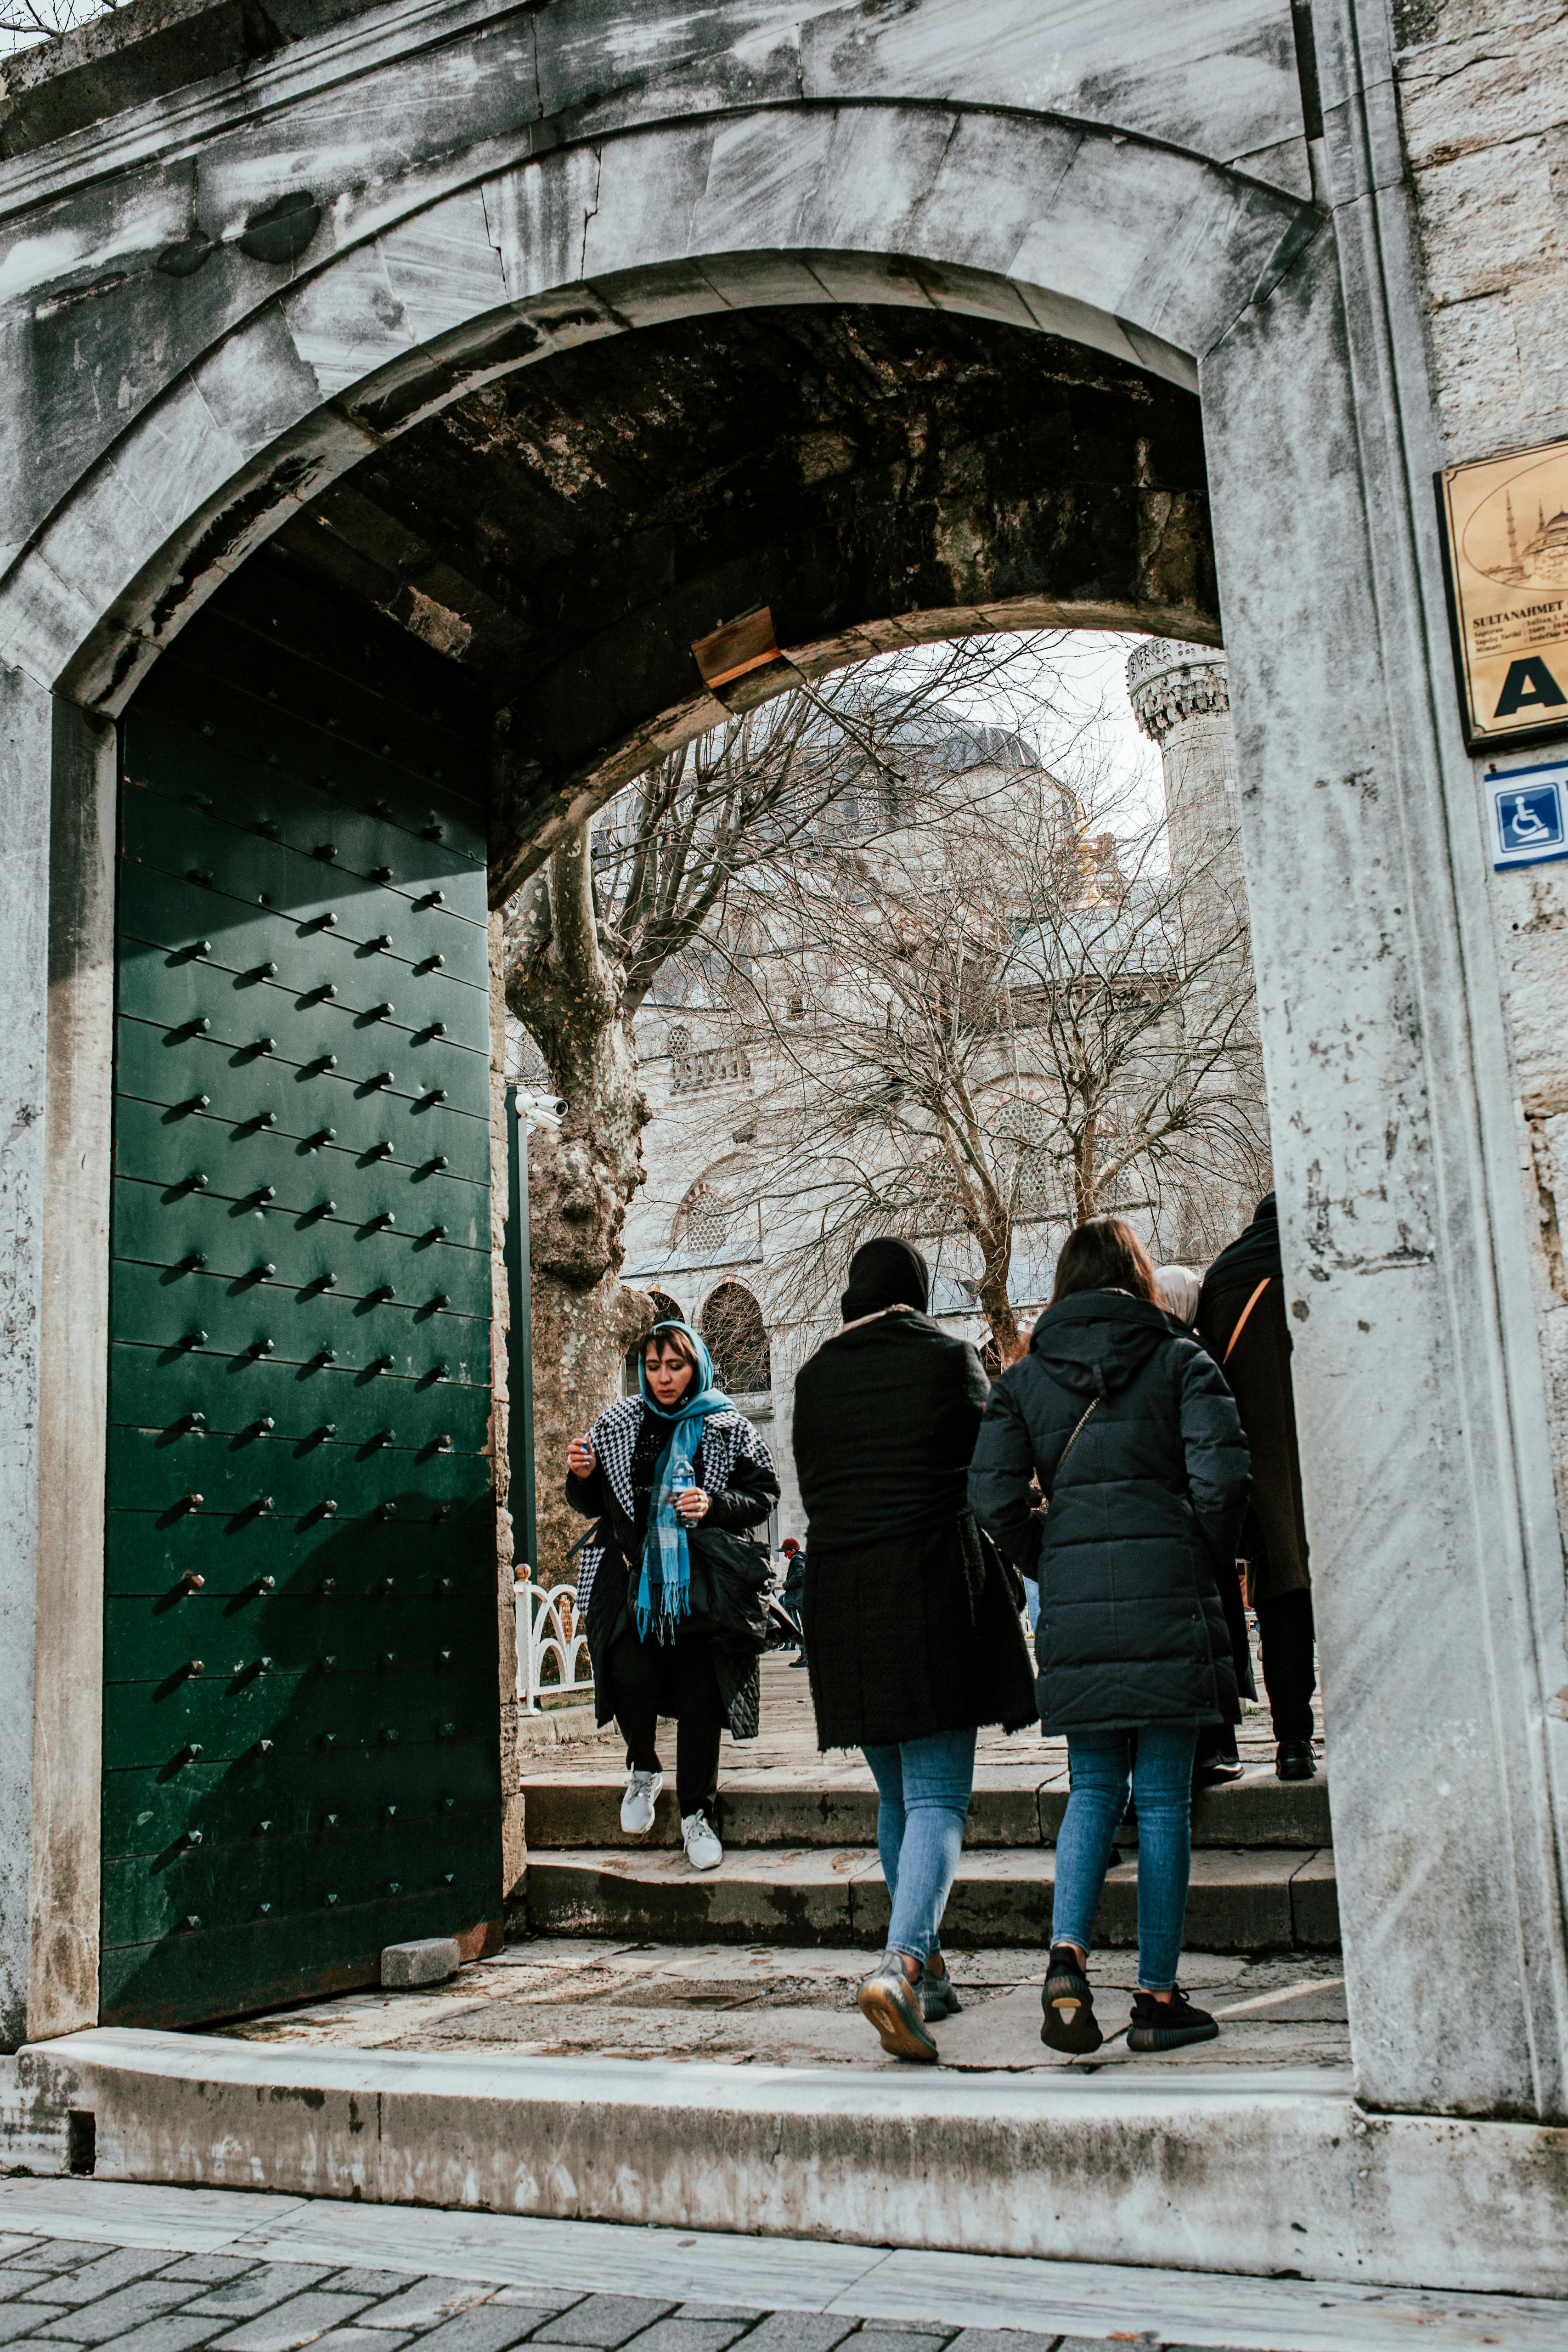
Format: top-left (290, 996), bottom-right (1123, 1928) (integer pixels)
top-left (1489, 760), bottom-right (1568, 869)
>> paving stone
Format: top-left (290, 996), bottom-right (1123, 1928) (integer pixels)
top-left (32, 2280), bottom-right (205, 2343)
top-left (207, 2289), bottom-right (380, 2352)
top-left (541, 2301), bottom-right (679, 2350)
top-left (0, 2271), bottom-right (60, 2301)
top-left (839, 2333), bottom-right (955, 2352)
top-left (320, 2273), bottom-right (432, 2298)
top-left (41, 2247), bottom-right (181, 2302)
top-left (97, 2318), bottom-right (234, 2352)
top-left (615, 2322), bottom-right (752, 2352)
top-left (357, 2280), bottom-right (496, 2329)
top-left (300, 2334), bottom-right (416, 2352)
top-left (950, 2334), bottom-right (1062, 2352)
top-left (182, 2268), bottom-right (337, 2319)
top-left (159, 2260), bottom-right (263, 2286)
top-left (0, 2308), bottom-right (63, 2345)
top-left (409, 2308), bottom-right (566, 2352)
top-left (0, 2245), bottom-right (44, 2267)
top-left (671, 2313), bottom-right (764, 2328)
top-left (3, 2247), bottom-right (113, 2271)
top-left (723, 2319), bottom-right (858, 2352)
top-left (484, 2292), bottom-right (582, 2313)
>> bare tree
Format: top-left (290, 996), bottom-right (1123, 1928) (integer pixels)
top-left (504, 638), bottom-right (1046, 1578)
top-left (0, 0), bottom-right (118, 46)
top-left (673, 754), bottom-right (1270, 1364)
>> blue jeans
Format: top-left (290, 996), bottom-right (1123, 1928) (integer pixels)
top-left (1050, 1725), bottom-right (1199, 1991)
top-left (862, 1727), bottom-right (977, 1965)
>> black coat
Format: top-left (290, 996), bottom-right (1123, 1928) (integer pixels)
top-left (793, 1311), bottom-right (1036, 1749)
top-left (968, 1290), bottom-right (1249, 1736)
top-left (565, 1407), bottom-right (778, 1741)
top-left (1198, 1210), bottom-right (1310, 1604)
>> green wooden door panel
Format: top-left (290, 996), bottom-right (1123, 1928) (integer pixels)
top-left (104, 1261), bottom-right (489, 1380)
top-left (99, 1887), bottom-right (482, 2025)
top-left (112, 1019), bottom-right (491, 1162)
top-left (106, 1426), bottom-right (492, 1517)
top-left (103, 1745), bottom-right (501, 1854)
top-left (114, 925), bottom-right (492, 1063)
top-left (116, 859), bottom-right (490, 1029)
top-left (107, 1341), bottom-right (489, 1448)
top-left (104, 1510), bottom-right (486, 1597)
top-left (111, 1098), bottom-right (486, 1239)
top-left (109, 1178), bottom-right (490, 1310)
top-left (104, 594), bottom-right (502, 2030)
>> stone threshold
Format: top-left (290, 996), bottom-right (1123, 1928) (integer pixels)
top-left (11, 2032), bottom-right (1568, 2303)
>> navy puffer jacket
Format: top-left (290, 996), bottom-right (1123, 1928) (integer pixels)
top-left (967, 1290), bottom-right (1250, 1736)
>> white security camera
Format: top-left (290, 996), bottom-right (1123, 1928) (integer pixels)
top-left (512, 1086), bottom-right (566, 1131)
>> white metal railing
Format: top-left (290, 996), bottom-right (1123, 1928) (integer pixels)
top-left (515, 1578), bottom-right (593, 1713)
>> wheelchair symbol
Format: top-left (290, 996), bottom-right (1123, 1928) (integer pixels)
top-left (1496, 782), bottom-right (1564, 856)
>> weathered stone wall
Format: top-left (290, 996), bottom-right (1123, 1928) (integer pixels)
top-left (1395, 4), bottom-right (1568, 1537)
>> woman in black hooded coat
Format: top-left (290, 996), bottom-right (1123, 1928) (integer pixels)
top-left (793, 1238), bottom-right (1035, 2063)
top-left (968, 1216), bottom-right (1250, 2059)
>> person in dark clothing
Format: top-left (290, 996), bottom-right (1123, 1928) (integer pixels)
top-left (566, 1320), bottom-right (779, 1871)
top-left (969, 1216), bottom-right (1250, 2057)
top-left (793, 1237), bottom-right (1034, 2063)
top-left (779, 1538), bottom-right (809, 1667)
top-left (1197, 1193), bottom-right (1317, 1781)
top-left (1156, 1262), bottom-right (1253, 1790)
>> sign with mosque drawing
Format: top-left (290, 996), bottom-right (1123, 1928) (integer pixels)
top-left (1439, 435), bottom-right (1568, 750)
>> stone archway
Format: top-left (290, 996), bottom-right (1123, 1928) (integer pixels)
top-left (0, 1), bottom-right (1564, 2132)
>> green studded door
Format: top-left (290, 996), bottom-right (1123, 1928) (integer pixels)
top-left (102, 564), bottom-right (502, 2028)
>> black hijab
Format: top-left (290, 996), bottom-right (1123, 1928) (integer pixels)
top-left (1201, 1192), bottom-right (1283, 1305)
top-left (841, 1237), bottom-right (930, 1322)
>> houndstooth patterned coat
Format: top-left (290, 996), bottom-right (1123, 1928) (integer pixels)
top-left (565, 1396), bottom-right (779, 1741)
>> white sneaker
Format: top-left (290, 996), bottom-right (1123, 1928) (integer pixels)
top-left (682, 1810), bottom-right (723, 1872)
top-left (620, 1769), bottom-right (662, 1835)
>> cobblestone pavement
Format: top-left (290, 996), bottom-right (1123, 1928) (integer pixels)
top-left (0, 2192), bottom-right (1561, 2352)
top-left (217, 1938), bottom-right (1350, 2073)
top-left (0, 2229), bottom-right (1233, 2352)
top-left (0, 2186), bottom-right (1559, 2352)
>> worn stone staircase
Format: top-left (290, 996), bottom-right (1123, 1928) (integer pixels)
top-left (515, 1655), bottom-right (1337, 1954)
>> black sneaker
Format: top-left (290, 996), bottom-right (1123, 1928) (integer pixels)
top-left (919, 1960), bottom-right (963, 2022)
top-left (1041, 1943), bottom-right (1104, 2053)
top-left (1275, 1739), bottom-right (1317, 1781)
top-left (1127, 1987), bottom-right (1220, 2052)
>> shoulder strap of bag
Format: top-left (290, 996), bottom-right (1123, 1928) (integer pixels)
top-left (1044, 1397), bottom-right (1099, 1505)
top-left (1223, 1277), bottom-right (1271, 1365)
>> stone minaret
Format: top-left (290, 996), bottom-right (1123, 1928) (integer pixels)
top-left (1125, 638), bottom-right (1270, 1257)
top-left (1125, 638), bottom-right (1244, 904)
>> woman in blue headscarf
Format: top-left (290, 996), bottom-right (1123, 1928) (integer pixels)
top-left (566, 1319), bottom-right (779, 1871)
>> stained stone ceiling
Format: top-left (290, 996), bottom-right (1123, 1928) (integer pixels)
top-left (247, 303), bottom-right (1218, 901)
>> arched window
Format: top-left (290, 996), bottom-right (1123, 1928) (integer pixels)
top-left (680, 1184), bottom-right (731, 1252)
top-left (702, 1281), bottom-right (772, 1394)
top-left (648, 1289), bottom-right (685, 1328)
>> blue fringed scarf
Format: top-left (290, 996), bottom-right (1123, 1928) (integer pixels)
top-left (636, 1321), bottom-right (736, 1640)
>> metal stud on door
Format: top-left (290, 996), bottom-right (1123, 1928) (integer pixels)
top-left (102, 569), bottom-right (502, 2028)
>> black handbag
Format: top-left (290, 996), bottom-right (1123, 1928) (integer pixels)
top-left (686, 1524), bottom-right (774, 1650)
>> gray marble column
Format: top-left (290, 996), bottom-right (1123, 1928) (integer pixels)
top-left (0, 670), bottom-right (115, 2050)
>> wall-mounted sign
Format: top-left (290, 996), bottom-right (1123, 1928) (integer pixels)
top-left (1486, 757), bottom-right (1568, 870)
top-left (1438, 434), bottom-right (1568, 751)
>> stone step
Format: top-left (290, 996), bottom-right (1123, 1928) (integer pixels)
top-left (520, 1842), bottom-right (1339, 1952)
top-left (521, 1766), bottom-right (1331, 1852)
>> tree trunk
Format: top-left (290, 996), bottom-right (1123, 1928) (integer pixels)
top-left (504, 828), bottom-right (654, 1586)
